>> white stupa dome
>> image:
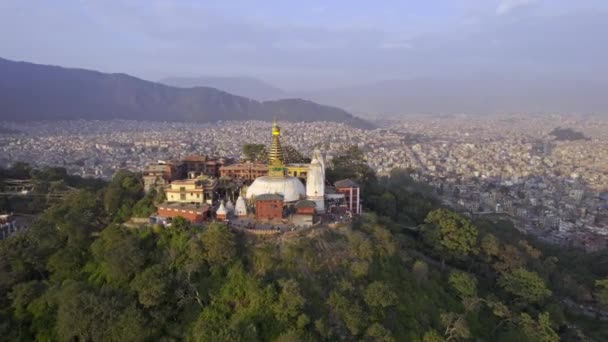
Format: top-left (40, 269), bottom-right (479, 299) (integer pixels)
top-left (246, 176), bottom-right (306, 203)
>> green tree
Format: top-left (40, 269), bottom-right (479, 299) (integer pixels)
top-left (366, 323), bottom-right (394, 342)
top-left (594, 278), bottom-right (608, 306)
top-left (103, 170), bottom-right (144, 222)
top-left (412, 260), bottom-right (429, 284)
top-left (351, 260), bottom-right (370, 278)
top-left (55, 281), bottom-right (147, 341)
top-left (347, 231), bottom-right (374, 261)
top-left (327, 291), bottom-right (365, 336)
top-left (481, 233), bottom-right (500, 259)
top-left (377, 192), bottom-right (397, 218)
top-left (132, 193), bottom-right (155, 218)
top-left (89, 225), bottom-right (146, 285)
top-left (154, 187), bottom-right (166, 203)
top-left (440, 312), bottom-right (470, 341)
top-left (517, 312), bottom-right (559, 342)
top-left (130, 264), bottom-right (170, 308)
top-left (283, 145), bottom-right (310, 164)
top-left (201, 223), bottom-right (236, 268)
top-left (326, 145), bottom-right (376, 188)
top-left (172, 216), bottom-right (191, 230)
top-left (448, 272), bottom-right (477, 299)
top-left (251, 245), bottom-right (276, 277)
top-left (8, 280), bottom-right (46, 321)
top-left (364, 281), bottom-right (398, 309)
top-left (274, 279), bottom-right (305, 323)
top-left (423, 209), bottom-right (478, 260)
top-left (422, 329), bottom-right (445, 342)
top-left (242, 144), bottom-right (267, 162)
top-left (498, 268), bottom-right (551, 303)
top-left (44, 189), bottom-right (106, 248)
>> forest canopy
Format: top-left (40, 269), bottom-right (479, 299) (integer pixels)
top-left (1, 155), bottom-right (608, 341)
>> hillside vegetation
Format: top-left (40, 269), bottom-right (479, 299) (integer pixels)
top-left (1, 150), bottom-right (608, 341)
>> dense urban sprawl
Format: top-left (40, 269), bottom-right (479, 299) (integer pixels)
top-left (1, 115), bottom-right (607, 250)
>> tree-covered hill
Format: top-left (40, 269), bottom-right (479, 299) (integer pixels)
top-left (549, 127), bottom-right (588, 141)
top-left (0, 57), bottom-right (373, 129)
top-left (1, 155), bottom-right (608, 340)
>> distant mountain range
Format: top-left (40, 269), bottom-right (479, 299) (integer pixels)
top-left (160, 76), bottom-right (286, 101)
top-left (159, 74), bottom-right (608, 118)
top-left (0, 58), bottom-right (372, 129)
top-left (298, 77), bottom-right (608, 117)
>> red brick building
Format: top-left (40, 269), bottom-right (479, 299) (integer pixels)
top-left (254, 194), bottom-right (284, 221)
top-left (183, 154), bottom-right (225, 177)
top-left (156, 202), bottom-right (210, 223)
top-left (335, 179), bottom-right (361, 215)
top-left (220, 162), bottom-right (268, 181)
top-left (295, 200), bottom-right (316, 215)
top-left (143, 161), bottom-right (184, 192)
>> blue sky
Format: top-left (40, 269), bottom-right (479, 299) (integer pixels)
top-left (1, 0), bottom-right (606, 89)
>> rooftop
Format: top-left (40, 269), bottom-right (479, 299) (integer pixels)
top-left (157, 202), bottom-right (210, 212)
top-left (255, 194), bottom-right (284, 202)
top-left (335, 179), bottom-right (360, 188)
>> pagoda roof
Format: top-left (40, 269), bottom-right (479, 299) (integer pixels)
top-left (254, 194), bottom-right (284, 202)
top-left (335, 179), bottom-right (360, 188)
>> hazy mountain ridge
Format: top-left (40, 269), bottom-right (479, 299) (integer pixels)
top-left (298, 77), bottom-right (608, 117)
top-left (0, 58), bottom-right (372, 129)
top-left (159, 73), bottom-right (608, 118)
top-left (160, 76), bottom-right (286, 101)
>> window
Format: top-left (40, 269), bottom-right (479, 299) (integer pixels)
top-left (180, 187), bottom-right (186, 191)
top-left (180, 194), bottom-right (186, 201)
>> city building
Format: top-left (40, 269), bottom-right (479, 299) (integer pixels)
top-left (0, 214), bottom-right (17, 240)
top-left (165, 176), bottom-right (218, 204)
top-left (254, 194), bottom-right (284, 221)
top-left (143, 161), bottom-right (184, 192)
top-left (156, 202), bottom-right (210, 223)
top-left (293, 200), bottom-right (316, 227)
top-left (183, 154), bottom-right (225, 177)
top-left (286, 164), bottom-right (308, 179)
top-left (335, 179), bottom-right (361, 215)
top-left (219, 162), bottom-right (268, 181)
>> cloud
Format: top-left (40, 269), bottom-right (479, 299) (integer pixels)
top-left (496, 0), bottom-right (538, 16)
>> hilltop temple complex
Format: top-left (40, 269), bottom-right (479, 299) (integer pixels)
top-left (148, 120), bottom-right (361, 230)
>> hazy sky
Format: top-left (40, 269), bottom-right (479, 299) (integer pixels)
top-left (1, 0), bottom-right (606, 90)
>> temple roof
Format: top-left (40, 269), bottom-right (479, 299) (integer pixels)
top-left (335, 179), bottom-right (360, 188)
top-left (255, 194), bottom-right (284, 202)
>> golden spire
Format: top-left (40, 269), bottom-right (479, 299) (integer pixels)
top-left (272, 118), bottom-right (280, 136)
top-left (268, 119), bottom-right (286, 177)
